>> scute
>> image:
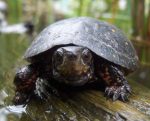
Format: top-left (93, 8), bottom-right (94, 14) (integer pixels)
top-left (24, 17), bottom-right (139, 71)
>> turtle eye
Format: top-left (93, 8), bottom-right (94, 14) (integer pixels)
top-left (82, 49), bottom-right (92, 64)
top-left (54, 50), bottom-right (64, 66)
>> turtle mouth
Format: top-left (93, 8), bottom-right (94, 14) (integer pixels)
top-left (53, 70), bottom-right (93, 86)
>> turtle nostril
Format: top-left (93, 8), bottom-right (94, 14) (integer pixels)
top-left (67, 52), bottom-right (77, 61)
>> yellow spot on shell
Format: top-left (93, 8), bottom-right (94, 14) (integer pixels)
top-left (125, 42), bottom-right (128, 45)
top-left (112, 29), bottom-right (115, 32)
top-left (113, 55), bottom-right (116, 58)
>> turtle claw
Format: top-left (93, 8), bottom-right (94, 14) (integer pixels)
top-left (112, 92), bottom-right (119, 101)
top-left (105, 87), bottom-right (113, 97)
top-left (105, 84), bottom-right (131, 102)
top-left (105, 87), bottom-right (111, 97)
top-left (13, 92), bottom-right (31, 105)
top-left (120, 93), bottom-right (128, 102)
top-left (126, 86), bottom-right (132, 94)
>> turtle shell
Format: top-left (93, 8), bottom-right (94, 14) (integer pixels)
top-left (24, 17), bottom-right (139, 72)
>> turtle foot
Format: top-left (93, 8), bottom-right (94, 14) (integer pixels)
top-left (105, 84), bottom-right (131, 102)
top-left (13, 92), bottom-right (31, 105)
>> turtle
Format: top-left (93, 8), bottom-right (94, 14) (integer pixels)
top-left (13, 17), bottom-right (139, 105)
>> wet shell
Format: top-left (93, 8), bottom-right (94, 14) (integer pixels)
top-left (24, 17), bottom-right (139, 72)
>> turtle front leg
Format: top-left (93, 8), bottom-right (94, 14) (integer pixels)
top-left (99, 64), bottom-right (131, 101)
top-left (13, 64), bottom-right (38, 105)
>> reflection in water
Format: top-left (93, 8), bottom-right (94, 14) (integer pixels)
top-left (0, 90), bottom-right (26, 121)
top-left (0, 105), bottom-right (26, 121)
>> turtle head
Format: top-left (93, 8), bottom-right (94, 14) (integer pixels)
top-left (52, 46), bottom-right (94, 86)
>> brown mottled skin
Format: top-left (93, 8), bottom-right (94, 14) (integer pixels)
top-left (13, 46), bottom-right (131, 105)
